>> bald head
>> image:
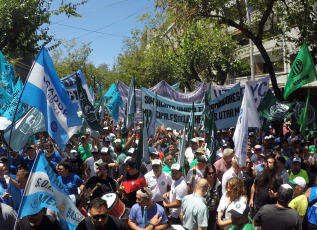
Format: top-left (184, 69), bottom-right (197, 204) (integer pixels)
top-left (195, 178), bottom-right (208, 194)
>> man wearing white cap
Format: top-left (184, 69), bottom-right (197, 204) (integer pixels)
top-left (289, 176), bottom-right (308, 223)
top-left (185, 138), bottom-right (199, 165)
top-left (84, 147), bottom-right (100, 178)
top-left (94, 147), bottom-right (118, 180)
top-left (145, 159), bottom-right (172, 207)
top-left (163, 163), bottom-right (187, 226)
top-left (228, 201), bottom-right (253, 230)
top-left (289, 157), bottom-right (309, 185)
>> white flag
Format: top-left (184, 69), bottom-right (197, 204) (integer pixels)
top-left (233, 82), bottom-right (261, 167)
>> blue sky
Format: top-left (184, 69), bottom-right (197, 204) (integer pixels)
top-left (48, 0), bottom-right (155, 68)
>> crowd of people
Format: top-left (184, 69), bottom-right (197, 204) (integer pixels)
top-left (0, 115), bottom-right (317, 230)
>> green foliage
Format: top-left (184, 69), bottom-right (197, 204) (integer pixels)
top-left (0, 0), bottom-right (87, 59)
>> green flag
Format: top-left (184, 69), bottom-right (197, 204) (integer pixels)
top-left (136, 124), bottom-right (143, 171)
top-left (207, 107), bottom-right (219, 165)
top-left (187, 102), bottom-right (195, 141)
top-left (76, 75), bottom-right (104, 134)
top-left (284, 42), bottom-right (317, 99)
top-left (298, 88), bottom-right (310, 134)
top-left (125, 76), bottom-right (136, 129)
top-left (258, 90), bottom-right (294, 121)
top-left (202, 84), bottom-right (211, 131)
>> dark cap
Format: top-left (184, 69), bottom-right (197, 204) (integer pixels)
top-left (96, 162), bottom-right (109, 170)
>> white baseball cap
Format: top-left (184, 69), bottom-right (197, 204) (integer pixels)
top-left (152, 159), bottom-right (162, 166)
top-left (171, 163), bottom-right (182, 171)
top-left (289, 176), bottom-right (306, 189)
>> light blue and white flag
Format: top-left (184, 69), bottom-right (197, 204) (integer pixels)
top-left (0, 84), bottom-right (11, 106)
top-left (233, 82), bottom-right (261, 167)
top-left (171, 82), bottom-right (180, 92)
top-left (61, 69), bottom-right (93, 111)
top-left (143, 114), bottom-right (150, 164)
top-left (106, 92), bottom-right (124, 122)
top-left (20, 47), bottom-right (82, 150)
top-left (104, 83), bottom-right (118, 100)
top-left (17, 152), bottom-right (84, 230)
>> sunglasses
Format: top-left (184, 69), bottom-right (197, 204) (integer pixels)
top-left (92, 214), bottom-right (108, 220)
top-left (207, 172), bottom-right (215, 175)
top-left (141, 187), bottom-right (149, 196)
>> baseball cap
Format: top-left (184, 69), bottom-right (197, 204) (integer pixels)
top-left (269, 135), bottom-right (275, 139)
top-left (197, 155), bottom-right (207, 163)
top-left (171, 163), bottom-right (182, 171)
top-left (289, 176), bottom-right (306, 189)
top-left (196, 148), bottom-right (205, 155)
top-left (277, 184), bottom-right (294, 203)
top-left (91, 147), bottom-right (99, 153)
top-left (191, 138), bottom-right (198, 143)
top-left (149, 147), bottom-right (159, 155)
top-left (293, 157), bottom-right (301, 163)
top-left (125, 157), bottom-right (137, 168)
top-left (70, 149), bottom-right (78, 157)
top-left (66, 142), bottom-right (73, 146)
top-left (152, 159), bottom-right (162, 166)
top-left (103, 137), bottom-right (110, 142)
top-left (166, 127), bottom-right (172, 131)
top-left (199, 138), bottom-right (204, 142)
top-left (124, 156), bottom-right (132, 164)
top-left (228, 201), bottom-right (249, 218)
top-left (100, 147), bottom-right (109, 155)
top-left (103, 127), bottom-right (109, 130)
top-left (128, 148), bottom-right (136, 155)
top-left (96, 162), bottom-right (109, 170)
top-left (264, 136), bottom-right (270, 140)
top-left (254, 145), bottom-right (261, 150)
top-left (115, 139), bottom-right (122, 143)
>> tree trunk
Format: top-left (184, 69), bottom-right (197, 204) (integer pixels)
top-left (253, 40), bottom-right (283, 101)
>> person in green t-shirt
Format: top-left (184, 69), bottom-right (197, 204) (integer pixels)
top-left (309, 138), bottom-right (317, 156)
top-left (228, 202), bottom-right (254, 230)
top-left (289, 157), bottom-right (309, 184)
top-left (162, 152), bottom-right (175, 176)
top-left (77, 135), bottom-right (92, 161)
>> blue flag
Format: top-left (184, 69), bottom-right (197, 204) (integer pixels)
top-left (106, 92), bottom-right (124, 122)
top-left (18, 152), bottom-right (84, 229)
top-left (171, 82), bottom-right (180, 92)
top-left (20, 47), bottom-right (82, 150)
top-left (104, 83), bottom-right (118, 100)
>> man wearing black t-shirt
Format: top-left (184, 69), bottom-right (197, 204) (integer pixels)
top-left (75, 198), bottom-right (126, 230)
top-left (15, 208), bottom-right (61, 230)
top-left (80, 162), bottom-right (118, 200)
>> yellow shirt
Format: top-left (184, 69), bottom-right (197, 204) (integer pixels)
top-left (289, 194), bottom-right (308, 216)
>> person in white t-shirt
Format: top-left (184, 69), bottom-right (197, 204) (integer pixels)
top-left (185, 138), bottom-right (199, 165)
top-left (145, 159), bottom-right (173, 207)
top-left (163, 163), bottom-right (187, 226)
top-left (186, 155), bottom-right (208, 194)
top-left (222, 155), bottom-right (243, 195)
top-left (84, 147), bottom-right (100, 178)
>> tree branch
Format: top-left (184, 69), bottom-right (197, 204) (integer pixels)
top-left (236, 0), bottom-right (244, 25)
top-left (257, 0), bottom-right (276, 40)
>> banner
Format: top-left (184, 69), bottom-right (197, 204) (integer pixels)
top-left (105, 92), bottom-right (124, 122)
top-left (257, 90), bottom-right (294, 121)
top-left (18, 152), bottom-right (84, 230)
top-left (210, 77), bottom-right (269, 107)
top-left (104, 83), bottom-right (118, 100)
top-left (117, 80), bottom-right (208, 124)
top-left (61, 69), bottom-right (93, 111)
top-left (4, 107), bottom-right (46, 152)
top-left (141, 84), bottom-right (241, 130)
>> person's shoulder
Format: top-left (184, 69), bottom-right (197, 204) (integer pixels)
top-left (109, 215), bottom-right (126, 228)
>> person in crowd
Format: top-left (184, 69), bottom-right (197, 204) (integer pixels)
top-left (162, 152), bottom-right (174, 176)
top-left (102, 136), bottom-right (116, 158)
top-left (248, 132), bottom-right (257, 148)
top-left (9, 151), bottom-right (25, 174)
top-left (276, 156), bottom-right (289, 183)
top-left (249, 155), bottom-right (282, 217)
top-left (95, 147), bottom-right (118, 180)
top-left (116, 141), bottom-right (126, 165)
top-left (144, 159), bottom-right (172, 207)
top-left (57, 161), bottom-right (83, 195)
top-left (62, 149), bottom-right (83, 177)
top-left (250, 145), bottom-right (262, 166)
top-left (243, 157), bottom-right (255, 200)
top-left (182, 178), bottom-right (209, 230)
top-left (214, 148), bottom-right (233, 182)
top-left (309, 154), bottom-right (317, 187)
top-left (280, 138), bottom-right (294, 159)
top-left (203, 164), bottom-right (221, 230)
top-left (0, 202), bottom-right (17, 230)
top-left (253, 184), bottom-right (302, 229)
top-left (45, 143), bottom-right (62, 164)
top-left (45, 151), bottom-right (58, 174)
top-left (185, 138), bottom-right (199, 166)
top-left (288, 176), bottom-right (308, 223)
top-left (128, 187), bottom-right (168, 230)
top-left (222, 155), bottom-right (243, 195)
top-left (186, 155), bottom-right (208, 194)
top-left (289, 157), bottom-right (309, 185)
top-left (75, 198), bottom-right (126, 230)
top-left (84, 147), bottom-right (100, 178)
top-left (81, 162), bottom-right (117, 200)
top-left (163, 163), bottom-right (187, 226)
top-left (305, 182), bottom-right (317, 229)
top-left (77, 135), bottom-right (92, 161)
top-left (146, 148), bottom-right (161, 172)
top-left (26, 146), bottom-right (37, 172)
top-left (309, 138), bottom-right (317, 155)
top-left (190, 147), bottom-right (207, 168)
top-left (15, 208), bottom-right (61, 230)
top-left (217, 177), bottom-right (247, 230)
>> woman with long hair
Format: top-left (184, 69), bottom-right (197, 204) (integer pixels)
top-left (203, 164), bottom-right (221, 230)
top-left (217, 177), bottom-right (247, 230)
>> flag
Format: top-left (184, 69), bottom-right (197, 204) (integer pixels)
top-left (143, 113), bottom-right (150, 164)
top-left (171, 82), bottom-right (180, 92)
top-left (76, 75), bottom-right (104, 134)
top-left (0, 50), bottom-right (15, 87)
top-left (104, 83), bottom-right (118, 100)
top-left (284, 42), bottom-right (317, 99)
top-left (258, 90), bottom-right (294, 121)
top-left (147, 93), bottom-right (157, 139)
top-left (3, 107), bottom-right (46, 152)
top-left (17, 152), bottom-right (84, 230)
top-left (202, 84), bottom-right (211, 131)
top-left (106, 92), bottom-right (124, 122)
top-left (206, 107), bottom-right (219, 165)
top-left (20, 46), bottom-right (82, 150)
top-left (187, 102), bottom-right (195, 141)
top-left (125, 76), bottom-right (136, 129)
top-left (233, 83), bottom-right (261, 167)
top-left (136, 123), bottom-right (143, 171)
top-left (298, 88), bottom-right (310, 134)
top-left (0, 85), bottom-right (12, 108)
top-left (177, 126), bottom-right (186, 166)
top-left (143, 206), bottom-right (148, 228)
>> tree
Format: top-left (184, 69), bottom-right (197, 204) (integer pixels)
top-left (0, 0), bottom-right (87, 59)
top-left (155, 0), bottom-right (317, 100)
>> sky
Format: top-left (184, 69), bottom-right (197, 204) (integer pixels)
top-left (48, 0), bottom-right (156, 68)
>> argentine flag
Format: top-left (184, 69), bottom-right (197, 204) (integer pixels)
top-left (18, 152), bottom-right (84, 229)
top-left (20, 47), bottom-right (82, 150)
